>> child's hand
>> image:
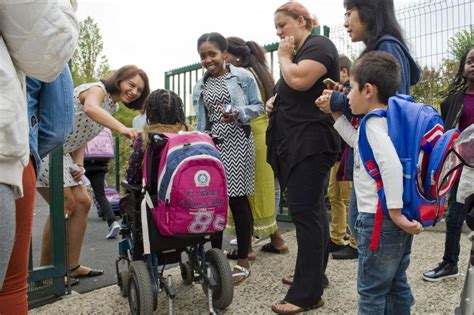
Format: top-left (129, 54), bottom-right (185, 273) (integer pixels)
top-left (389, 209), bottom-right (423, 235)
top-left (400, 220), bottom-right (423, 235)
top-left (315, 90), bottom-right (333, 113)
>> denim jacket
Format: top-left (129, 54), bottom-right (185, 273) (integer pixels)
top-left (27, 65), bottom-right (75, 173)
top-left (192, 64), bottom-right (264, 131)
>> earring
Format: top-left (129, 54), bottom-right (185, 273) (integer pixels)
top-left (236, 58), bottom-right (240, 62)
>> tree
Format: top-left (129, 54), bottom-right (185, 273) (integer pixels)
top-left (448, 26), bottom-right (474, 61)
top-left (72, 16), bottom-right (111, 85)
top-left (411, 27), bottom-right (473, 111)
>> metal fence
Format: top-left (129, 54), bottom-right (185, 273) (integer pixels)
top-left (329, 0), bottom-right (473, 70)
top-left (164, 26), bottom-right (329, 120)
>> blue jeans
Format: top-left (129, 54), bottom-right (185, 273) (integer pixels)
top-left (349, 186), bottom-right (359, 240)
top-left (27, 65), bottom-right (74, 171)
top-left (443, 181), bottom-right (466, 265)
top-left (356, 212), bottom-right (414, 315)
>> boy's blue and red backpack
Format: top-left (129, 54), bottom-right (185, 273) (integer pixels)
top-left (359, 94), bottom-right (463, 250)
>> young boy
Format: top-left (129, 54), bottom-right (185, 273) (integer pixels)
top-left (327, 55), bottom-right (355, 254)
top-left (317, 51), bottom-right (422, 314)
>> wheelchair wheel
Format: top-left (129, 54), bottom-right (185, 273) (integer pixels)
top-left (128, 261), bottom-right (155, 315)
top-left (119, 271), bottom-right (129, 298)
top-left (180, 261), bottom-right (194, 285)
top-left (201, 248), bottom-right (233, 310)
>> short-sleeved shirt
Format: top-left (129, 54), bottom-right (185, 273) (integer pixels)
top-left (267, 35), bottom-right (340, 188)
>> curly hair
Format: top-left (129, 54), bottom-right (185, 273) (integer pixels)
top-left (145, 89), bottom-right (186, 125)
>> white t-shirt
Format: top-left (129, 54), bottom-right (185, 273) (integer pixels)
top-left (333, 112), bottom-right (403, 214)
top-left (132, 112), bottom-right (147, 131)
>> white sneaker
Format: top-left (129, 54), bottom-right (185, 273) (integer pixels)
top-left (230, 238), bottom-right (238, 245)
top-left (106, 221), bottom-right (120, 239)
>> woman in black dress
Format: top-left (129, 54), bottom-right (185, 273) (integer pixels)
top-left (267, 2), bottom-right (340, 313)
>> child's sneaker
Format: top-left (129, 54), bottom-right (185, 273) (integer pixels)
top-left (422, 261), bottom-right (458, 282)
top-left (106, 221), bottom-right (121, 239)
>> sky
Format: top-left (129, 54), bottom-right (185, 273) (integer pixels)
top-left (76, 0), bottom-right (418, 90)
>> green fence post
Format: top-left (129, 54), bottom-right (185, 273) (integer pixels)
top-left (115, 136), bottom-right (120, 192)
top-left (28, 147), bottom-right (66, 302)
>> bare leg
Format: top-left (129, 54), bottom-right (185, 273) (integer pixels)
top-left (270, 229), bottom-right (287, 250)
top-left (39, 186), bottom-right (94, 275)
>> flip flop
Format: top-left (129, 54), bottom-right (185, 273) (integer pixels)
top-left (70, 265), bottom-right (104, 278)
top-left (271, 299), bottom-right (324, 314)
top-left (232, 264), bottom-right (250, 285)
top-left (261, 243), bottom-right (289, 254)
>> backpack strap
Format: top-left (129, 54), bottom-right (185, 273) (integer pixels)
top-left (358, 109), bottom-right (389, 251)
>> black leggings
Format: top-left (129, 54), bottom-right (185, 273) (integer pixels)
top-left (211, 195), bottom-right (252, 259)
top-left (84, 160), bottom-right (116, 226)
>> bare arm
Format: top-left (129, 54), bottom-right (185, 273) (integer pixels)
top-left (277, 36), bottom-right (327, 91)
top-left (279, 58), bottom-right (328, 91)
top-left (80, 86), bottom-right (138, 140)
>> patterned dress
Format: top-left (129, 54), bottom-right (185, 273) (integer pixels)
top-left (203, 73), bottom-right (255, 197)
top-left (37, 82), bottom-right (118, 187)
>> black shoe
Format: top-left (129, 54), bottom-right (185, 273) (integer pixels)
top-left (332, 245), bottom-right (358, 260)
top-left (328, 240), bottom-right (345, 253)
top-left (422, 261), bottom-right (458, 282)
top-left (323, 274), bottom-right (329, 289)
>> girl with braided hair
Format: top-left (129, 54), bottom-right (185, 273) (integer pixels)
top-left (125, 89), bottom-right (190, 186)
top-left (422, 47), bottom-right (474, 282)
top-left (225, 36), bottom-right (288, 258)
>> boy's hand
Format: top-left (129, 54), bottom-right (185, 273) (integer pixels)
top-left (389, 209), bottom-right (423, 235)
top-left (400, 220), bottom-right (423, 235)
top-left (315, 90), bottom-right (333, 113)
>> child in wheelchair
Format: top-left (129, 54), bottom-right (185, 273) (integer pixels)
top-left (117, 89), bottom-right (233, 314)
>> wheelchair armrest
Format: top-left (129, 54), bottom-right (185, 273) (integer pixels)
top-left (121, 180), bottom-right (142, 192)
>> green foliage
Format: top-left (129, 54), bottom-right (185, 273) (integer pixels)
top-left (72, 17), bottom-right (111, 86)
top-left (411, 27), bottom-right (473, 111)
top-left (448, 26), bottom-right (474, 61)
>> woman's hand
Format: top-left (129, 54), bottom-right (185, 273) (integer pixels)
top-left (119, 126), bottom-right (139, 141)
top-left (265, 96), bottom-right (276, 115)
top-left (315, 90), bottom-right (334, 113)
top-left (278, 36), bottom-right (295, 60)
top-left (222, 108), bottom-right (239, 123)
top-left (70, 164), bottom-right (85, 182)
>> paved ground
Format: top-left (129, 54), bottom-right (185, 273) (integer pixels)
top-left (30, 227), bottom-right (472, 314)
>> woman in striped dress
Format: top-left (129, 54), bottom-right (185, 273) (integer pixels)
top-left (193, 32), bottom-right (264, 285)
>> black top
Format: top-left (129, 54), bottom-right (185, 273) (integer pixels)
top-left (267, 35), bottom-right (340, 188)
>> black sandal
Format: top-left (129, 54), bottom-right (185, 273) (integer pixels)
top-left (69, 265), bottom-right (104, 278)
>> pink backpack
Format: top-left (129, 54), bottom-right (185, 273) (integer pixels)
top-left (144, 132), bottom-right (228, 236)
top-left (85, 128), bottom-right (114, 159)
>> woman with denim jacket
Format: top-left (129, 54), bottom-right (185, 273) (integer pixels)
top-left (193, 32), bottom-right (264, 285)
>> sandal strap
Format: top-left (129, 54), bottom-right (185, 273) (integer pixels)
top-left (233, 264), bottom-right (250, 276)
top-left (69, 264), bottom-right (81, 272)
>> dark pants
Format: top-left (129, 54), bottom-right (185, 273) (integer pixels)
top-left (284, 153), bottom-right (335, 308)
top-left (84, 160), bottom-right (115, 226)
top-left (229, 196), bottom-right (252, 259)
top-left (443, 182), bottom-right (467, 265)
